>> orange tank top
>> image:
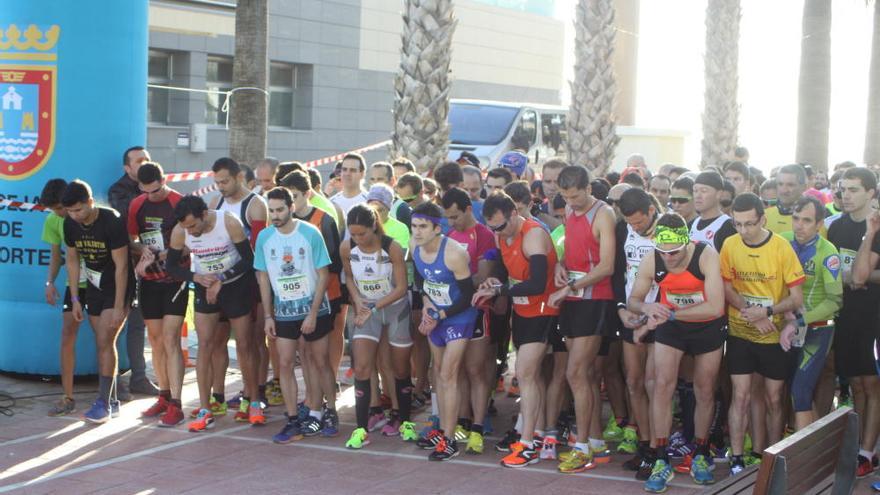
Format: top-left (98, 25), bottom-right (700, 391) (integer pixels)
top-left (500, 218), bottom-right (560, 317)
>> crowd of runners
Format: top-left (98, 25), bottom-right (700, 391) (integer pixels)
top-left (38, 145), bottom-right (880, 492)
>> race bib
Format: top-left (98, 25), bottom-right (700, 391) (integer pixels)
top-left (424, 280), bottom-right (453, 307)
top-left (509, 277), bottom-right (528, 305)
top-left (743, 294), bottom-right (773, 309)
top-left (359, 278), bottom-right (392, 300)
top-left (668, 291), bottom-right (704, 309)
top-left (840, 248), bottom-right (857, 279)
top-left (140, 230), bottom-right (164, 252)
top-left (277, 274), bottom-right (310, 301)
top-left (568, 270), bottom-right (587, 298)
top-left (84, 267), bottom-right (102, 288)
top-left (200, 254), bottom-right (231, 274)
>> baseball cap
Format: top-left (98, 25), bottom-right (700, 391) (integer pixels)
top-left (499, 151), bottom-right (528, 177)
top-left (457, 151), bottom-right (480, 168)
top-left (367, 183), bottom-right (393, 210)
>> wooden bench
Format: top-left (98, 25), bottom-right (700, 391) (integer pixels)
top-left (708, 406), bottom-right (858, 495)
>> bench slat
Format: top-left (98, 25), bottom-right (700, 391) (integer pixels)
top-left (706, 465), bottom-right (759, 495)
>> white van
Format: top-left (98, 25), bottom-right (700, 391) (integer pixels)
top-left (447, 99), bottom-right (568, 171)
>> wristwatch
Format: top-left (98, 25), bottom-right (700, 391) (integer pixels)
top-left (567, 279), bottom-right (577, 291)
top-left (766, 306), bottom-right (774, 317)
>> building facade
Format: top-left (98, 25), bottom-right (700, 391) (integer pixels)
top-left (146, 0), bottom-right (565, 182)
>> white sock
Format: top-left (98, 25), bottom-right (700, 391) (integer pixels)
top-left (589, 438), bottom-right (606, 450)
top-left (431, 393), bottom-right (439, 417)
top-left (575, 441), bottom-right (589, 453)
top-left (310, 409), bottom-right (323, 421)
top-left (514, 413), bottom-right (523, 433)
top-left (860, 449), bottom-right (873, 459)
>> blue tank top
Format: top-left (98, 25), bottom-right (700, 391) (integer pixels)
top-left (414, 236), bottom-right (477, 325)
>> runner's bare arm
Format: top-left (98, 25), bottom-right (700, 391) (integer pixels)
top-left (724, 281), bottom-right (746, 311)
top-left (65, 245), bottom-right (81, 299)
top-left (111, 245), bottom-right (129, 311)
top-left (439, 241), bottom-right (476, 319)
top-left (852, 213), bottom-right (880, 286)
top-left (375, 241), bottom-right (409, 310)
top-left (340, 239), bottom-right (363, 309)
top-left (627, 252), bottom-right (656, 314)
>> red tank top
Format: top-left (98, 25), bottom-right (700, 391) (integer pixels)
top-left (563, 200), bottom-right (613, 300)
top-left (655, 242), bottom-right (713, 322)
top-left (500, 218), bottom-right (560, 317)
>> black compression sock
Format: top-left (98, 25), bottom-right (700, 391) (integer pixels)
top-left (395, 378), bottom-right (413, 421)
top-left (354, 378), bottom-right (371, 429)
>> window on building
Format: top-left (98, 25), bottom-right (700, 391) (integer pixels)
top-left (269, 63), bottom-right (294, 128)
top-left (206, 56), bottom-right (234, 125)
top-left (147, 51), bottom-right (172, 124)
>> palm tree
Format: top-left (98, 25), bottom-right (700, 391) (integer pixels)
top-left (229, 0), bottom-right (268, 168)
top-left (701, 0), bottom-right (741, 169)
top-left (795, 0), bottom-right (832, 171)
top-left (567, 0), bottom-right (619, 176)
top-left (390, 0), bottom-right (457, 174)
top-left (866, 1), bottom-right (880, 166)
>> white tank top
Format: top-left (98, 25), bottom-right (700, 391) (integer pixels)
top-left (689, 214), bottom-right (731, 246)
top-left (624, 224), bottom-right (659, 301)
top-left (350, 236), bottom-right (401, 303)
top-left (185, 211), bottom-right (243, 280)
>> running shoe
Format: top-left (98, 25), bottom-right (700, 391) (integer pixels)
top-left (501, 442), bottom-right (539, 468)
top-left (248, 401), bottom-right (265, 426)
top-left (668, 430), bottom-right (686, 448)
top-left (858, 455), bottom-right (876, 478)
top-left (83, 398), bottom-right (111, 424)
top-left (591, 445), bottom-right (613, 464)
top-left (273, 418), bottom-right (303, 444)
top-left (382, 418), bottom-right (401, 437)
top-left (674, 453), bottom-right (693, 474)
top-left (744, 454), bottom-right (762, 467)
top-left (690, 454), bottom-right (715, 485)
top-left (557, 448), bottom-right (595, 473)
top-left (729, 459), bottom-right (746, 476)
top-left (507, 377), bottom-right (520, 398)
top-left (48, 397), bottom-right (76, 417)
top-left (872, 480), bottom-right (880, 492)
top-left (141, 395), bottom-right (169, 418)
top-left (495, 429), bottom-right (520, 453)
top-left (188, 409), bottom-right (215, 432)
top-left (300, 416), bottom-right (322, 436)
top-left (345, 427), bottom-right (370, 449)
top-left (367, 411), bottom-right (387, 432)
top-left (453, 425), bottom-right (469, 442)
top-left (411, 394), bottom-right (426, 411)
top-left (667, 442), bottom-right (696, 459)
top-left (623, 453), bottom-right (644, 471)
top-left (602, 416), bottom-right (624, 443)
top-left (322, 408), bottom-right (339, 437)
top-left (189, 397), bottom-right (227, 418)
top-left (400, 421), bottom-right (419, 442)
top-left (417, 429), bottom-right (443, 450)
top-left (540, 436), bottom-right (559, 460)
top-left (226, 391), bottom-right (243, 409)
top-left (297, 401), bottom-right (309, 422)
top-left (234, 400), bottom-right (249, 422)
top-left (429, 437), bottom-right (459, 461)
top-left (644, 460), bottom-right (674, 493)
top-left (617, 425), bottom-right (638, 454)
top-left (466, 431), bottom-right (484, 454)
top-left (159, 402), bottom-right (185, 427)
top-left (266, 380), bottom-right (284, 407)
top-left (637, 457), bottom-right (656, 481)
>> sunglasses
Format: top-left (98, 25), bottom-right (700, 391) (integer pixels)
top-left (658, 248), bottom-right (683, 256)
top-left (400, 195), bottom-right (419, 203)
top-left (488, 220), bottom-right (508, 233)
top-left (140, 185), bottom-right (162, 194)
top-left (720, 199), bottom-right (733, 208)
top-left (670, 197), bottom-right (691, 204)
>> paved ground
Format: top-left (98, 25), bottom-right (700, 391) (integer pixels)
top-left (0, 349), bottom-right (877, 494)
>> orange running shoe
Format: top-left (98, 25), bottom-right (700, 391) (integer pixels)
top-left (248, 401), bottom-right (266, 426)
top-left (674, 453), bottom-right (693, 474)
top-left (500, 441), bottom-right (539, 468)
top-left (188, 409), bottom-right (215, 432)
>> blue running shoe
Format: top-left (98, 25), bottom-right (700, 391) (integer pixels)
top-left (644, 459), bottom-right (674, 493)
top-left (273, 419), bottom-right (303, 444)
top-left (83, 399), bottom-right (111, 424)
top-left (322, 408), bottom-right (339, 437)
top-left (690, 454), bottom-right (715, 485)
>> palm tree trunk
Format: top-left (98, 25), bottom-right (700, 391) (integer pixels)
top-left (229, 0), bottom-right (268, 167)
top-left (567, 0), bottom-right (619, 176)
top-left (701, 0), bottom-right (741, 169)
top-left (795, 0), bottom-right (832, 171)
top-left (866, 1), bottom-right (880, 166)
top-left (391, 0), bottom-right (457, 175)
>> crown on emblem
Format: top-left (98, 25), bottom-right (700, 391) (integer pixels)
top-left (0, 25), bottom-right (60, 52)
